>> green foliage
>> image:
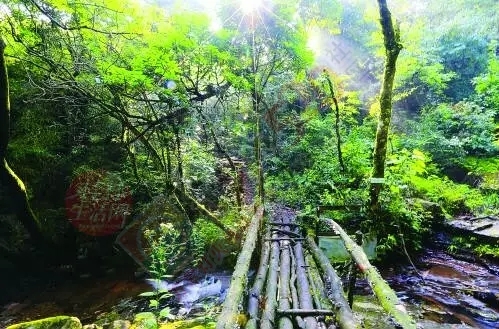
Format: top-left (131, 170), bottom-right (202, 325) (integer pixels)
top-left (450, 236), bottom-right (499, 259)
top-left (402, 102), bottom-right (498, 169)
top-left (143, 222), bottom-right (183, 277)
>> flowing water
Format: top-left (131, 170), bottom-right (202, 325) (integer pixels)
top-left (3, 246), bottom-right (499, 328)
top-left (384, 248), bottom-right (499, 328)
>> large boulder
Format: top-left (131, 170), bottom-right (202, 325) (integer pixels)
top-left (6, 316), bottom-right (82, 329)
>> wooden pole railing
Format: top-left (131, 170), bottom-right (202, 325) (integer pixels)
top-left (323, 218), bottom-right (417, 329)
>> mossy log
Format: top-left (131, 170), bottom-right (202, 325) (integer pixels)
top-left (324, 218), bottom-right (417, 329)
top-left (306, 236), bottom-right (360, 329)
top-left (293, 240), bottom-right (318, 329)
top-left (278, 217), bottom-right (294, 329)
top-left (246, 228), bottom-right (271, 328)
top-left (216, 206), bottom-right (264, 329)
top-left (259, 230), bottom-right (280, 329)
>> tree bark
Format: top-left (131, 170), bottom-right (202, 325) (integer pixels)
top-left (216, 206), bottom-right (264, 329)
top-left (0, 37), bottom-right (45, 245)
top-left (370, 0), bottom-right (403, 211)
top-left (306, 236), bottom-right (360, 329)
top-left (323, 72), bottom-right (345, 173)
top-left (324, 218), bottom-right (417, 329)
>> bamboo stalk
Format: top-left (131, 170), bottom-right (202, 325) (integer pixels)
top-left (260, 229), bottom-right (280, 329)
top-left (278, 242), bottom-right (294, 329)
top-left (246, 227), bottom-right (271, 329)
top-left (294, 240), bottom-right (318, 329)
top-left (277, 309), bottom-right (337, 316)
top-left (306, 236), bottom-right (360, 329)
top-left (216, 207), bottom-right (264, 329)
top-left (289, 245), bottom-right (305, 328)
top-left (324, 218), bottom-right (417, 329)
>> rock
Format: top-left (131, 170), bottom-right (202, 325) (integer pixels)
top-left (6, 316), bottom-right (82, 329)
top-left (109, 320), bottom-right (131, 329)
top-left (131, 312), bottom-right (157, 329)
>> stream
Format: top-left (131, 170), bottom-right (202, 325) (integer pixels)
top-left (2, 244), bottom-right (499, 328)
top-left (383, 247), bottom-right (499, 329)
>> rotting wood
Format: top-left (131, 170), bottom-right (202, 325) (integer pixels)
top-left (260, 228), bottom-right (281, 329)
top-left (246, 227), bottom-right (271, 329)
top-left (216, 206), bottom-right (264, 329)
top-left (324, 218), bottom-right (417, 329)
top-left (306, 236), bottom-right (360, 329)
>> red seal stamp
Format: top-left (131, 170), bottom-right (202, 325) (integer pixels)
top-left (65, 170), bottom-right (132, 236)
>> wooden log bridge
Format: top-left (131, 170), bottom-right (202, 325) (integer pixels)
top-left (216, 206), bottom-right (417, 329)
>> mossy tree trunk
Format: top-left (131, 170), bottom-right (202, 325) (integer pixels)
top-left (370, 0), bottom-right (403, 212)
top-left (0, 37), bottom-right (45, 245)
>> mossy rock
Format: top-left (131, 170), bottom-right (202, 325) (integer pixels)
top-left (130, 312), bottom-right (157, 329)
top-left (159, 320), bottom-right (216, 329)
top-left (6, 316), bottom-right (82, 329)
top-left (109, 320), bottom-right (131, 329)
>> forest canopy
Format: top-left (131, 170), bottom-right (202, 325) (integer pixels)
top-left (0, 0), bottom-right (498, 266)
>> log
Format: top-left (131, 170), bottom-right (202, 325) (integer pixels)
top-left (324, 218), bottom-right (417, 329)
top-left (293, 240), bottom-right (318, 329)
top-left (216, 206), bottom-right (264, 329)
top-left (278, 242), bottom-right (294, 329)
top-left (277, 309), bottom-right (337, 316)
top-left (306, 236), bottom-right (360, 329)
top-left (266, 238), bottom-right (305, 242)
top-left (278, 215), bottom-right (294, 329)
top-left (289, 245), bottom-right (306, 328)
top-left (271, 228), bottom-right (302, 238)
top-left (246, 228), bottom-right (271, 328)
top-left (260, 229), bottom-right (280, 329)
top-left (305, 252), bottom-right (330, 311)
top-left (269, 222), bottom-right (301, 227)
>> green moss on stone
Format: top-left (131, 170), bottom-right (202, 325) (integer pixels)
top-left (6, 316), bottom-right (82, 329)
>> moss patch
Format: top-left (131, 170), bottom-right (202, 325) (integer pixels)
top-left (6, 316), bottom-right (82, 329)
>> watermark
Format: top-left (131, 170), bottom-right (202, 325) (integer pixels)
top-left (322, 36), bottom-right (378, 85)
top-left (65, 170), bottom-right (132, 236)
top-left (116, 194), bottom-right (245, 279)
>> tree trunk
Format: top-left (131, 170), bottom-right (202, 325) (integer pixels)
top-left (216, 206), bottom-right (264, 329)
top-left (0, 37), bottom-right (45, 245)
top-left (323, 72), bottom-right (345, 173)
top-left (259, 230), bottom-right (280, 329)
top-left (324, 218), bottom-right (416, 329)
top-left (370, 0), bottom-right (403, 211)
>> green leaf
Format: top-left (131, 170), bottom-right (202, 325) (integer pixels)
top-left (139, 291), bottom-right (157, 297)
top-left (149, 299), bottom-right (159, 308)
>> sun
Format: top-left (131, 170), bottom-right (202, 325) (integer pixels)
top-left (240, 0), bottom-right (264, 14)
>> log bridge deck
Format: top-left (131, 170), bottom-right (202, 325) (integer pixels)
top-left (216, 206), bottom-right (417, 329)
